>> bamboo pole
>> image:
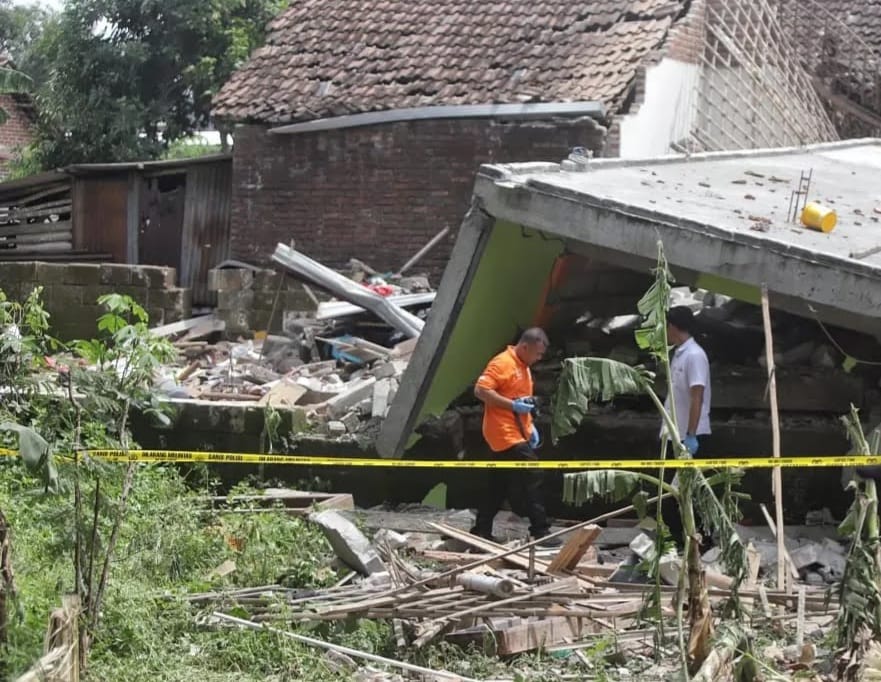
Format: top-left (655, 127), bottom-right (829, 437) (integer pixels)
top-left (761, 285), bottom-right (787, 592)
top-left (213, 612), bottom-right (478, 682)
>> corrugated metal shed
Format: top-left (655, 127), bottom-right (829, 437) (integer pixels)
top-left (0, 154), bottom-right (233, 303)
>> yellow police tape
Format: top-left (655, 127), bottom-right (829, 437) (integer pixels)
top-left (2, 447), bottom-right (881, 469)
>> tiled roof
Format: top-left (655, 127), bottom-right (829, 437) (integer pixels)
top-left (214, 0), bottom-right (685, 123)
top-left (825, 0), bottom-right (881, 50)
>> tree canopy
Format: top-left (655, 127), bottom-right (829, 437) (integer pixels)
top-left (12, 0), bottom-right (287, 169)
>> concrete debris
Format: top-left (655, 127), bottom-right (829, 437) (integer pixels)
top-left (735, 524), bottom-right (846, 584)
top-left (273, 243), bottom-right (424, 338)
top-left (309, 510), bottom-right (386, 576)
top-left (148, 252), bottom-right (431, 438)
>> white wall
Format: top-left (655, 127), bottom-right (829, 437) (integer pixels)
top-left (619, 58), bottom-right (700, 158)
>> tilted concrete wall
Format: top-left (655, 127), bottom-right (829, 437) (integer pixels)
top-left (0, 261), bottom-right (191, 339)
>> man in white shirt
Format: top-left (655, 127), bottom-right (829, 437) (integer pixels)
top-left (664, 306), bottom-right (712, 454)
top-left (662, 306), bottom-right (712, 544)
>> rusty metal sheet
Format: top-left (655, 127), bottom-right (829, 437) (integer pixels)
top-left (180, 159), bottom-right (232, 305)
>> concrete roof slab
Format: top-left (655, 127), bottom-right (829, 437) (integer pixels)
top-left (378, 139), bottom-right (881, 458)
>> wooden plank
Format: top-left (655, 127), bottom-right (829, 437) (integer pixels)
top-left (418, 550), bottom-right (506, 568)
top-left (2, 202), bottom-right (72, 222)
top-left (761, 285), bottom-right (788, 594)
top-left (150, 315), bottom-right (214, 338)
top-left (0, 183), bottom-right (69, 208)
top-left (9, 241), bottom-right (72, 253)
top-left (5, 229), bottom-right (73, 246)
top-left (546, 526), bottom-right (601, 574)
top-left (493, 615), bottom-right (599, 655)
top-left (0, 219), bottom-right (72, 237)
top-left (414, 578), bottom-right (578, 647)
top-left (428, 523), bottom-right (595, 590)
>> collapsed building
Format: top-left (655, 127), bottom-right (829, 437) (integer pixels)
top-left (378, 138), bottom-right (881, 522)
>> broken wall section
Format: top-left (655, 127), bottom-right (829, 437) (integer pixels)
top-left (209, 266), bottom-right (317, 336)
top-left (0, 261), bottom-right (190, 339)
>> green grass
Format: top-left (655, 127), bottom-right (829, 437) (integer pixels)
top-left (2, 463), bottom-right (616, 680)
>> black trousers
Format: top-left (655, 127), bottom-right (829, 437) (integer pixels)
top-left (474, 442), bottom-right (550, 537)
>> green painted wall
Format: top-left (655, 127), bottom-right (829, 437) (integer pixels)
top-left (694, 272), bottom-right (760, 305)
top-left (409, 220), bottom-right (564, 445)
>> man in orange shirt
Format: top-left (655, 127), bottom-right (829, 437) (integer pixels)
top-left (471, 327), bottom-right (560, 547)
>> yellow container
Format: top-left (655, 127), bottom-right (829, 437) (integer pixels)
top-left (801, 202), bottom-right (837, 233)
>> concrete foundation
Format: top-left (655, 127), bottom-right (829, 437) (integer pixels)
top-left (132, 397), bottom-right (853, 526)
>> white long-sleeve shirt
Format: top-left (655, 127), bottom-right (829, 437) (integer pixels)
top-left (662, 337), bottom-right (711, 439)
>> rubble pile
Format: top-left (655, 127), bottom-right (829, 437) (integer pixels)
top-left (151, 247), bottom-right (433, 437)
top-left (193, 503), bottom-right (840, 678)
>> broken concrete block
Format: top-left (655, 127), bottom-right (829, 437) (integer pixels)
top-left (373, 528), bottom-right (409, 550)
top-left (372, 362), bottom-right (397, 379)
top-left (398, 275), bottom-right (431, 292)
top-left (258, 380), bottom-right (308, 409)
top-left (372, 379), bottom-right (392, 418)
top-left (340, 411), bottom-right (361, 433)
top-left (325, 421), bottom-right (347, 436)
top-left (326, 378), bottom-right (377, 418)
top-left (309, 510), bottom-right (386, 576)
top-left (629, 532), bottom-right (682, 584)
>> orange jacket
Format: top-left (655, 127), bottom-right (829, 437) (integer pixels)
top-left (476, 346), bottom-right (533, 452)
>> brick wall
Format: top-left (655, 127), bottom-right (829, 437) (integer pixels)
top-left (0, 262), bottom-right (191, 339)
top-left (0, 95), bottom-right (34, 179)
top-left (209, 266), bottom-right (315, 336)
top-left (230, 117), bottom-right (607, 279)
top-left (663, 0), bottom-right (706, 65)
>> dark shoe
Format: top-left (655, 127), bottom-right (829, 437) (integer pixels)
top-left (469, 526), bottom-right (498, 543)
top-left (533, 532), bottom-right (563, 548)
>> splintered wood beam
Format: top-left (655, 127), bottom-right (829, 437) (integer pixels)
top-left (546, 526), bottom-right (601, 574)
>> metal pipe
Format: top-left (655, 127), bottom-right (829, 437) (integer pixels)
top-left (455, 573), bottom-right (515, 597)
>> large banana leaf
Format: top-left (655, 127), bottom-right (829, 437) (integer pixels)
top-left (562, 468), bottom-right (662, 506)
top-left (551, 356), bottom-right (654, 441)
top-left (0, 67), bottom-right (32, 95)
top-left (634, 243), bottom-right (674, 355)
top-left (0, 66), bottom-right (33, 127)
top-left (0, 421), bottom-right (59, 493)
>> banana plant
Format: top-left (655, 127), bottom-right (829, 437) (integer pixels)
top-left (836, 407), bottom-right (881, 680)
top-left (552, 241), bottom-right (746, 674)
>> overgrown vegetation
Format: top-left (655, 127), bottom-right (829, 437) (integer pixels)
top-left (553, 241), bottom-right (749, 675)
top-left (0, 288), bottom-right (621, 680)
top-left (837, 408), bottom-right (881, 680)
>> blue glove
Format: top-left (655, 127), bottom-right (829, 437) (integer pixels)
top-left (529, 426), bottom-right (541, 449)
top-left (511, 397), bottom-right (535, 415)
top-left (683, 434), bottom-right (699, 456)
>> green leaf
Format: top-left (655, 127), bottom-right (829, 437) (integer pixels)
top-left (563, 469), bottom-right (655, 507)
top-left (0, 66), bottom-right (32, 94)
top-left (551, 357), bottom-right (653, 441)
top-left (0, 421), bottom-right (59, 492)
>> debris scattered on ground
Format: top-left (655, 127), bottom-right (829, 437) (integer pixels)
top-left (190, 503), bottom-right (839, 675)
top-left (147, 248), bottom-right (434, 437)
